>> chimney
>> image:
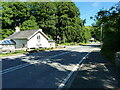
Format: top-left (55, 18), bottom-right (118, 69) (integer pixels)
top-left (15, 26), bottom-right (20, 32)
top-left (39, 29), bottom-right (42, 32)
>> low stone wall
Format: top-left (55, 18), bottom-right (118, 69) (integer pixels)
top-left (116, 52), bottom-right (120, 74)
top-left (116, 52), bottom-right (120, 88)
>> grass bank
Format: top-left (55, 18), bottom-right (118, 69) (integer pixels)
top-left (60, 42), bottom-right (91, 46)
top-left (0, 50), bottom-right (28, 57)
top-left (101, 47), bottom-right (116, 65)
top-left (0, 47), bottom-right (57, 57)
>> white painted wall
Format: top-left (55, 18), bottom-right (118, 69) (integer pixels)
top-left (49, 42), bottom-right (55, 48)
top-left (10, 32), bottom-right (55, 49)
top-left (27, 32), bottom-right (50, 48)
top-left (0, 44), bottom-right (15, 51)
top-left (13, 39), bottom-right (27, 48)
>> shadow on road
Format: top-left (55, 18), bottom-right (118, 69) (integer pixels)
top-left (2, 49), bottom-right (89, 88)
top-left (82, 44), bottom-right (101, 48)
top-left (70, 51), bottom-right (119, 89)
top-left (3, 45), bottom-right (118, 88)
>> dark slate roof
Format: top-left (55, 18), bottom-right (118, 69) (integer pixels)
top-left (7, 29), bottom-right (39, 39)
top-left (0, 39), bottom-right (16, 45)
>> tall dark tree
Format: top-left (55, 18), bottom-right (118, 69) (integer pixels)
top-left (1, 1), bottom-right (90, 44)
top-left (21, 16), bottom-right (39, 30)
top-left (30, 2), bottom-right (57, 40)
top-left (56, 2), bottom-right (83, 43)
top-left (2, 2), bottom-right (31, 29)
top-left (94, 2), bottom-right (120, 61)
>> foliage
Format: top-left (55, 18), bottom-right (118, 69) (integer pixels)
top-left (86, 25), bottom-right (101, 41)
top-left (1, 29), bottom-right (14, 39)
top-left (28, 47), bottom-right (54, 53)
top-left (1, 2), bottom-right (91, 44)
top-left (94, 2), bottom-right (120, 62)
top-left (2, 2), bottom-right (31, 29)
top-left (21, 16), bottom-right (39, 30)
top-left (0, 47), bottom-right (55, 57)
top-left (0, 29), bottom-right (2, 40)
top-left (55, 2), bottom-right (83, 43)
top-left (0, 50), bottom-right (27, 57)
top-left (81, 26), bottom-right (92, 43)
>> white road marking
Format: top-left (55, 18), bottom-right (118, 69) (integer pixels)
top-left (57, 49), bottom-right (94, 89)
top-left (1, 63), bottom-right (30, 74)
top-left (0, 52), bottom-right (70, 75)
top-left (1, 46), bottom-right (100, 86)
top-left (1, 54), bottom-right (26, 59)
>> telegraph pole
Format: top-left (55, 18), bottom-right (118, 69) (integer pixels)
top-left (101, 26), bottom-right (102, 41)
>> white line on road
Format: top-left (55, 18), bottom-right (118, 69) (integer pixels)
top-left (1, 63), bottom-right (30, 74)
top-left (0, 52), bottom-right (70, 75)
top-left (57, 49), bottom-right (94, 89)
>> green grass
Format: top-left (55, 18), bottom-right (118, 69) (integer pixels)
top-left (0, 47), bottom-right (56, 57)
top-left (60, 42), bottom-right (91, 46)
top-left (78, 42), bottom-right (90, 45)
top-left (28, 47), bottom-right (54, 53)
top-left (60, 42), bottom-right (74, 46)
top-left (0, 50), bottom-right (27, 57)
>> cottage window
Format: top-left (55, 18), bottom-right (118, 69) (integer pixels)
top-left (37, 35), bottom-right (40, 42)
top-left (22, 44), bottom-right (25, 48)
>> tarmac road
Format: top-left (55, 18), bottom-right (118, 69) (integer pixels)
top-left (1, 43), bottom-right (100, 88)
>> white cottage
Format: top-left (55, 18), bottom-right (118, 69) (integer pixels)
top-left (6, 27), bottom-right (55, 49)
top-left (0, 39), bottom-right (16, 52)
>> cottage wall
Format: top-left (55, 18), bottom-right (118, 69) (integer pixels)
top-left (6, 29), bottom-right (55, 49)
top-left (27, 32), bottom-right (50, 48)
top-left (49, 42), bottom-right (55, 48)
top-left (0, 45), bottom-right (15, 51)
top-left (13, 39), bottom-right (27, 48)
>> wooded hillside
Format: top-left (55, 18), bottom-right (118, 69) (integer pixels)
top-left (93, 2), bottom-right (120, 62)
top-left (1, 2), bottom-right (92, 43)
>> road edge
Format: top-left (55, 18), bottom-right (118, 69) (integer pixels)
top-left (57, 48), bottom-right (96, 90)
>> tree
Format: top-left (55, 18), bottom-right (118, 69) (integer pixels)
top-left (1, 1), bottom-right (88, 44)
top-left (2, 2), bottom-right (31, 29)
top-left (1, 29), bottom-right (14, 39)
top-left (21, 16), bottom-right (39, 30)
top-left (80, 26), bottom-right (91, 43)
top-left (56, 2), bottom-right (82, 43)
top-left (94, 1), bottom-right (120, 61)
top-left (31, 2), bottom-right (57, 40)
top-left (2, 2), bottom-right (14, 29)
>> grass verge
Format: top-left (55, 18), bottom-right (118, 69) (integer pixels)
top-left (101, 47), bottom-right (116, 65)
top-left (0, 50), bottom-right (28, 57)
top-left (60, 42), bottom-right (91, 46)
top-left (0, 47), bottom-right (57, 57)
